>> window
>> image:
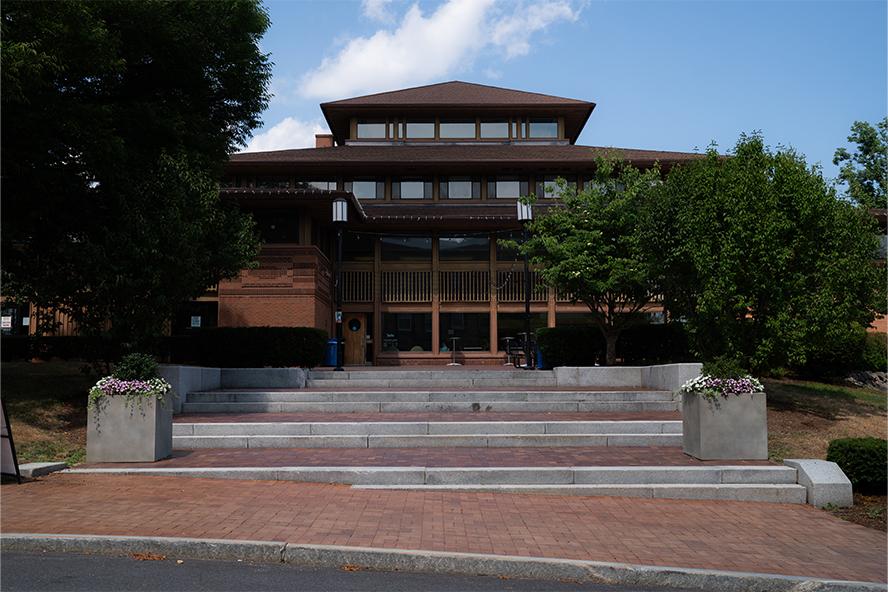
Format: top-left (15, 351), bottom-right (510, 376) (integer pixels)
top-left (440, 121), bottom-right (476, 138)
top-left (356, 120), bottom-right (386, 139)
top-left (405, 121), bottom-right (435, 138)
top-left (527, 118), bottom-right (558, 138)
top-left (488, 178), bottom-right (528, 198)
top-left (440, 313), bottom-right (490, 351)
top-left (495, 231), bottom-right (521, 261)
top-left (346, 180), bottom-right (384, 199)
top-left (440, 177), bottom-right (480, 199)
top-left (255, 176), bottom-right (289, 188)
top-left (439, 235), bottom-right (489, 262)
top-left (380, 236), bottom-right (432, 262)
top-left (382, 313), bottom-right (432, 352)
top-left (536, 176), bottom-right (576, 198)
top-left (480, 121), bottom-right (509, 138)
top-left (294, 180), bottom-right (336, 191)
top-left (393, 180), bottom-right (433, 199)
top-left (511, 121), bottom-right (519, 139)
top-left (497, 313), bottom-right (547, 351)
top-left (343, 232), bottom-right (375, 262)
top-left (252, 209), bottom-right (299, 244)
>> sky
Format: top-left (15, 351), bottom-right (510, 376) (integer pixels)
top-left (244, 0), bottom-right (887, 181)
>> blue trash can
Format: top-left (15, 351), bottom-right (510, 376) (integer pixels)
top-left (324, 339), bottom-right (339, 367)
top-left (536, 347), bottom-right (547, 370)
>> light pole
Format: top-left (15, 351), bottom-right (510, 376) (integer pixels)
top-left (516, 201), bottom-right (534, 369)
top-left (332, 197), bottom-right (348, 371)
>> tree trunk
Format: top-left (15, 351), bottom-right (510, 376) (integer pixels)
top-left (604, 330), bottom-right (620, 366)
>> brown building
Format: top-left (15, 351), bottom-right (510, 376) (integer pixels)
top-left (209, 81), bottom-right (702, 366)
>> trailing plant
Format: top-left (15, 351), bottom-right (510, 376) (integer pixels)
top-left (680, 373), bottom-right (764, 400)
top-left (87, 353), bottom-right (170, 416)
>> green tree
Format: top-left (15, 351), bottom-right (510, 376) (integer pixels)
top-left (833, 118), bottom-right (887, 209)
top-left (644, 134), bottom-right (884, 373)
top-left (1, 1), bottom-right (270, 347)
top-left (519, 160), bottom-right (661, 365)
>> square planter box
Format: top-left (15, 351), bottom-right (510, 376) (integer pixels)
top-left (682, 391), bottom-right (768, 460)
top-left (86, 395), bottom-right (172, 463)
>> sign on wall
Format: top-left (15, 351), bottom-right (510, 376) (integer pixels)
top-left (190, 316), bottom-right (202, 328)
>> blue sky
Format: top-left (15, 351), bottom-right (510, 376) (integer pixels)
top-left (247, 0), bottom-right (887, 180)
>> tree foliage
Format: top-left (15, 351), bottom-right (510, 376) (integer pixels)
top-left (519, 160), bottom-right (661, 365)
top-left (833, 118), bottom-right (887, 209)
top-left (644, 134), bottom-right (884, 373)
top-left (1, 1), bottom-right (270, 346)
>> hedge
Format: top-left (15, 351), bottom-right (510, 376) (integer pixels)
top-left (862, 332), bottom-right (887, 372)
top-left (0, 336), bottom-right (123, 362)
top-left (169, 327), bottom-right (328, 368)
top-left (826, 437), bottom-right (887, 494)
top-left (535, 323), bottom-right (694, 367)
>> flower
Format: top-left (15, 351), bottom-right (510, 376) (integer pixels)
top-left (680, 374), bottom-right (763, 399)
top-left (88, 376), bottom-right (171, 411)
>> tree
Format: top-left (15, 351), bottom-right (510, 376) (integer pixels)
top-left (833, 118), bottom-right (887, 209)
top-left (518, 160), bottom-right (661, 365)
top-left (1, 1), bottom-right (270, 347)
top-left (644, 134), bottom-right (884, 373)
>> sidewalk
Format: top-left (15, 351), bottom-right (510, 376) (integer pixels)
top-left (2, 473), bottom-right (885, 583)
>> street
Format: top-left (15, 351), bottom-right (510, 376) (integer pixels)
top-left (1, 551), bottom-right (693, 592)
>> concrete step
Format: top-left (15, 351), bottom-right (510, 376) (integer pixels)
top-left (352, 484), bottom-right (807, 504)
top-left (65, 465), bottom-right (803, 504)
top-left (173, 420), bottom-right (683, 437)
top-left (308, 370), bottom-right (558, 381)
top-left (172, 433), bottom-right (683, 449)
top-left (185, 390), bottom-right (676, 403)
top-left (180, 400), bottom-right (679, 414)
top-left (304, 377), bottom-right (562, 389)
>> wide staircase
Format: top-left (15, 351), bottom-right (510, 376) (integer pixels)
top-left (168, 369), bottom-right (805, 503)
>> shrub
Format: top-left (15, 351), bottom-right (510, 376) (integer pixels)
top-left (701, 356), bottom-right (748, 378)
top-left (112, 353), bottom-right (159, 380)
top-left (536, 326), bottom-right (602, 367)
top-left (862, 332), bottom-right (887, 372)
top-left (826, 437), bottom-right (888, 494)
top-left (617, 323), bottom-right (694, 365)
top-left (170, 327), bottom-right (327, 368)
top-left (0, 336), bottom-right (123, 363)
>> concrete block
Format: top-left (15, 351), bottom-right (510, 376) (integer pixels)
top-left (275, 467), bottom-right (426, 485)
top-left (245, 435), bottom-right (368, 448)
top-left (368, 435), bottom-right (489, 448)
top-left (277, 402), bottom-right (381, 413)
top-left (640, 363), bottom-right (703, 392)
top-left (425, 468), bottom-right (573, 485)
top-left (683, 392), bottom-right (768, 460)
top-left (650, 484), bottom-right (807, 504)
top-left (190, 423), bottom-right (312, 436)
top-left (544, 421), bottom-right (666, 435)
top-left (427, 391), bottom-right (527, 402)
top-left (158, 365), bottom-right (221, 414)
top-left (605, 434), bottom-right (682, 447)
top-left (783, 459), bottom-right (854, 508)
top-left (220, 368), bottom-right (306, 389)
top-left (640, 401), bottom-right (681, 412)
top-left (486, 435), bottom-right (608, 447)
top-left (172, 436), bottom-right (250, 449)
top-left (553, 367), bottom-right (578, 387)
top-left (172, 423), bottom-right (193, 436)
top-left (87, 394), bottom-right (172, 462)
top-left (577, 402), bottom-right (646, 413)
top-left (720, 467), bottom-right (797, 485)
top-left (18, 462), bottom-right (68, 478)
top-left (181, 402), bottom-right (283, 413)
top-left (573, 467), bottom-right (722, 485)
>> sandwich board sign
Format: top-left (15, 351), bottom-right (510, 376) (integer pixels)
top-left (1, 399), bottom-right (21, 483)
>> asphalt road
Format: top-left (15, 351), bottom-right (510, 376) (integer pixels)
top-left (1, 551), bottom-right (694, 592)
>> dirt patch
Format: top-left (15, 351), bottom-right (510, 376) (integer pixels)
top-left (828, 494), bottom-right (887, 532)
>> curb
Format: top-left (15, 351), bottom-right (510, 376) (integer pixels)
top-left (2, 534), bottom-right (882, 591)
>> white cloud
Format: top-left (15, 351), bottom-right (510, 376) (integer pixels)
top-left (490, 1), bottom-right (578, 59)
top-left (242, 117), bottom-right (329, 152)
top-left (300, 0), bottom-right (578, 100)
top-left (362, 0), bottom-right (396, 22)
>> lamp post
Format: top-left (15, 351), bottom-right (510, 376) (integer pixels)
top-left (516, 201), bottom-right (534, 369)
top-left (332, 197), bottom-right (348, 371)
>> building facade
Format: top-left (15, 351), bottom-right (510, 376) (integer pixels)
top-left (211, 82), bottom-right (702, 366)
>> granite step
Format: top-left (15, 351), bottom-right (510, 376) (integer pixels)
top-left (184, 390), bottom-right (676, 403)
top-left (180, 400), bottom-right (680, 414)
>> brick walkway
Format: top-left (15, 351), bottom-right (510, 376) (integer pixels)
top-left (80, 446), bottom-right (772, 469)
top-left (175, 411), bottom-right (681, 423)
top-left (2, 474), bottom-right (884, 582)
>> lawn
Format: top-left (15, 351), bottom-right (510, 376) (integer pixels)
top-left (764, 378), bottom-right (886, 532)
top-left (2, 361), bottom-right (95, 466)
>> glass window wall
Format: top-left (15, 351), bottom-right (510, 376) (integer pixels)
top-left (440, 121), bottom-right (476, 138)
top-left (440, 177), bottom-right (480, 199)
top-left (343, 232), bottom-right (375, 262)
top-left (527, 118), bottom-right (558, 138)
top-left (440, 313), bottom-right (490, 351)
top-left (439, 235), bottom-right (489, 262)
top-left (488, 178), bottom-right (529, 198)
top-left (346, 180), bottom-right (384, 199)
top-left (382, 313), bottom-right (432, 352)
top-left (380, 235), bottom-right (432, 262)
top-left (252, 209), bottom-right (300, 244)
top-left (393, 180), bottom-right (433, 199)
top-left (480, 121), bottom-right (509, 138)
top-left (356, 120), bottom-right (386, 139)
top-left (406, 121), bottom-right (435, 138)
top-left (497, 313), bottom-right (547, 351)
top-left (536, 176), bottom-right (577, 198)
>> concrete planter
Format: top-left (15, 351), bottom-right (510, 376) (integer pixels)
top-left (682, 392), bottom-right (768, 460)
top-left (86, 395), bottom-right (172, 463)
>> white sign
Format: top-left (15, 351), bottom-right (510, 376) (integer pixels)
top-left (190, 316), bottom-right (202, 328)
top-left (335, 311), bottom-right (342, 323)
top-left (22, 317), bottom-right (30, 327)
top-left (0, 317), bottom-right (11, 329)
top-left (1, 403), bottom-right (18, 479)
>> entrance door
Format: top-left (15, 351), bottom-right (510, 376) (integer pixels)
top-left (344, 313), bottom-right (367, 365)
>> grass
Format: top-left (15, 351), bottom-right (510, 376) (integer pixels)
top-left (764, 377), bottom-right (886, 532)
top-left (1, 361), bottom-right (95, 466)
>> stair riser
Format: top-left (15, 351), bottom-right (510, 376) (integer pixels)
top-left (180, 401), bottom-right (679, 414)
top-left (305, 378), bottom-right (561, 388)
top-left (185, 391), bottom-right (675, 403)
top-left (173, 421), bottom-right (683, 437)
top-left (173, 434), bottom-right (683, 449)
top-left (308, 371), bottom-right (557, 381)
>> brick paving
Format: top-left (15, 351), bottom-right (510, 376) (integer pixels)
top-left (81, 447), bottom-right (772, 469)
top-left (175, 411), bottom-right (681, 423)
top-left (2, 474), bottom-right (884, 582)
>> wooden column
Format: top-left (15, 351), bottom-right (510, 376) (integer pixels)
top-left (431, 236), bottom-right (440, 355)
top-left (489, 237), bottom-right (498, 355)
top-left (372, 238), bottom-right (382, 363)
top-left (547, 287), bottom-right (557, 327)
